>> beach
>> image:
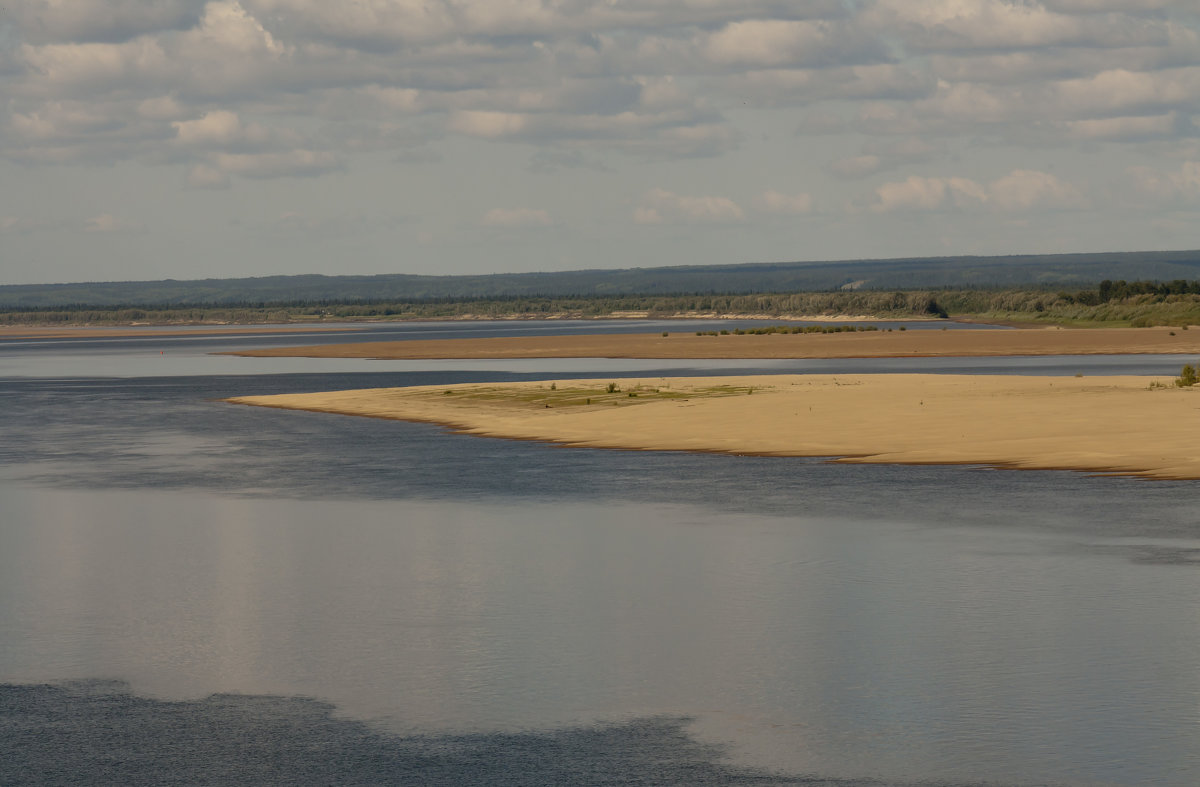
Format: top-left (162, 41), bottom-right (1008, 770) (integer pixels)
top-left (223, 326), bottom-right (1200, 360)
top-left (227, 373), bottom-right (1200, 480)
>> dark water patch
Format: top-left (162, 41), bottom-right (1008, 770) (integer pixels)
top-left (0, 681), bottom-right (995, 787)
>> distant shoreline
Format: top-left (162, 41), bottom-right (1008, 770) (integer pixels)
top-left (226, 373), bottom-right (1200, 481)
top-left (0, 314), bottom-right (934, 340)
top-left (222, 326), bottom-right (1200, 361)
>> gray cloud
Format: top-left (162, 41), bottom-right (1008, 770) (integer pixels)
top-left (242, 0), bottom-right (851, 51)
top-left (7, 0), bottom-right (205, 45)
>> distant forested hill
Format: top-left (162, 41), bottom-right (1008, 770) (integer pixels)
top-left (5, 250), bottom-right (1200, 308)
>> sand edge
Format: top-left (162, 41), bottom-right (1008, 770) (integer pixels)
top-left (226, 373), bottom-right (1200, 481)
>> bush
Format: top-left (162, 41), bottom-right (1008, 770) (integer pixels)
top-left (606, 382), bottom-right (619, 393)
top-left (1176, 364), bottom-right (1198, 387)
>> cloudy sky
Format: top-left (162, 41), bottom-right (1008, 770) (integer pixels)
top-left (1, 1), bottom-right (1199, 285)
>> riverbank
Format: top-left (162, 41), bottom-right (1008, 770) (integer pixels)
top-left (227, 373), bottom-right (1200, 480)
top-left (224, 326), bottom-right (1200, 360)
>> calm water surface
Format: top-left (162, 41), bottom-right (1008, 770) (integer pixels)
top-left (2, 323), bottom-right (1198, 785)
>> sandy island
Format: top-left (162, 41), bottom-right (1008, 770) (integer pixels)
top-left (222, 326), bottom-right (1200, 360)
top-left (227, 374), bottom-right (1200, 480)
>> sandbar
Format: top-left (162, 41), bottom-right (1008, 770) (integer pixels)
top-left (226, 374), bottom-right (1200, 480)
top-left (223, 326), bottom-right (1200, 360)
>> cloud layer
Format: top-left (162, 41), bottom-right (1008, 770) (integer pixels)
top-left (1, 1), bottom-right (1198, 282)
top-left (5, 2), bottom-right (1192, 174)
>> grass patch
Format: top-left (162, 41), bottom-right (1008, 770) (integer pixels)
top-left (412, 381), bottom-right (756, 411)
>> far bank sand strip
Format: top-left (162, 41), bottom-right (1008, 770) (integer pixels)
top-left (227, 374), bottom-right (1200, 480)
top-left (222, 327), bottom-right (1200, 361)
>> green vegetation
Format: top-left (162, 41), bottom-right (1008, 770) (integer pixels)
top-left (1177, 364), bottom-right (1198, 388)
top-left (426, 381), bottom-right (757, 411)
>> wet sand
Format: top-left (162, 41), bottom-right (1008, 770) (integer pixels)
top-left (227, 374), bottom-right (1200, 480)
top-left (224, 326), bottom-right (1200, 360)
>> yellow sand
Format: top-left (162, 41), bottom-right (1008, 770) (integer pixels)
top-left (226, 374), bottom-right (1200, 480)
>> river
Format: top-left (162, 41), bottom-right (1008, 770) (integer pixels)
top-left (2, 321), bottom-right (1197, 785)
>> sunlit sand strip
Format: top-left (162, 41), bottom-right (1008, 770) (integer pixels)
top-left (223, 326), bottom-right (1200, 360)
top-left (227, 374), bottom-right (1200, 480)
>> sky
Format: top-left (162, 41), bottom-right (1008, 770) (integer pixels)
top-left (2, 1), bottom-right (1200, 285)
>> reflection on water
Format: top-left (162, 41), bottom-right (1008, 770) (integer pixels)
top-left (3, 331), bottom-right (1200, 785)
top-left (2, 485), bottom-right (1199, 785)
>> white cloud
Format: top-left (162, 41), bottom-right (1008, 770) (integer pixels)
top-left (703, 20), bottom-right (884, 69)
top-left (481, 208), bottom-right (553, 227)
top-left (17, 38), bottom-right (174, 98)
top-left (988, 169), bottom-right (1084, 212)
top-left (186, 163), bottom-right (231, 189)
top-left (867, 0), bottom-right (1165, 53)
top-left (871, 176), bottom-right (988, 212)
top-left (448, 111), bottom-right (528, 139)
top-left (194, 1), bottom-right (285, 57)
top-left (635, 188), bottom-right (744, 224)
top-left (868, 170), bottom-right (1083, 213)
top-left (1052, 66), bottom-right (1200, 118)
top-left (175, 110), bottom-right (242, 145)
top-left (1044, 0), bottom-right (1174, 12)
top-left (171, 109), bottom-right (295, 153)
top-left (1128, 161), bottom-right (1200, 201)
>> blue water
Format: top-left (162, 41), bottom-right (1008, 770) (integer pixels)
top-left (2, 323), bottom-right (1198, 786)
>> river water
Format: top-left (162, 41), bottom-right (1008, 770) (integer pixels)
top-left (2, 322), bottom-right (1198, 785)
